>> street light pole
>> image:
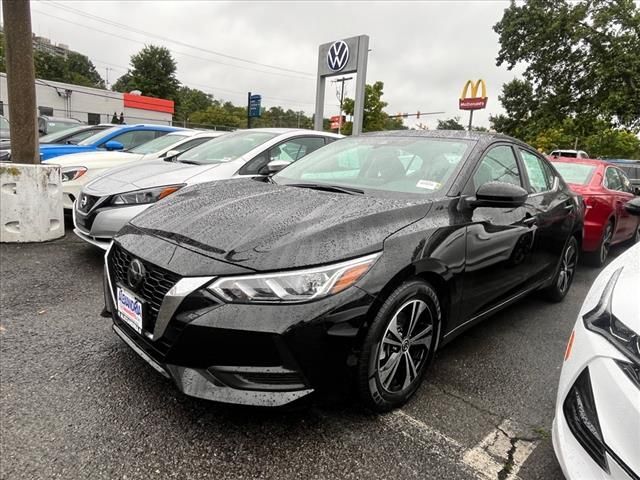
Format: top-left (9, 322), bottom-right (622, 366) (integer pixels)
top-left (2, 0), bottom-right (38, 164)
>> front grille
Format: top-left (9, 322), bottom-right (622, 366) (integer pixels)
top-left (77, 193), bottom-right (100, 213)
top-left (109, 243), bottom-right (182, 334)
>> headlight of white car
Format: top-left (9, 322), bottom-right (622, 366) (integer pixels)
top-left (61, 166), bottom-right (88, 182)
top-left (583, 267), bottom-right (640, 364)
top-left (207, 252), bottom-right (381, 303)
top-left (111, 184), bottom-right (185, 205)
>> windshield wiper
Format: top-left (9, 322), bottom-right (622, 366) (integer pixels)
top-left (177, 159), bottom-right (202, 165)
top-left (285, 183), bottom-right (364, 195)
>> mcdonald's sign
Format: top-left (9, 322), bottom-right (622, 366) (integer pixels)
top-left (459, 79), bottom-right (488, 110)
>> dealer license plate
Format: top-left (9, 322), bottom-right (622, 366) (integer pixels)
top-left (116, 286), bottom-right (144, 334)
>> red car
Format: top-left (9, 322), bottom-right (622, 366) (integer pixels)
top-left (551, 157), bottom-right (639, 266)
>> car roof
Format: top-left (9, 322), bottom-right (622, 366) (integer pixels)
top-left (550, 157), bottom-right (608, 167)
top-left (234, 128), bottom-right (342, 138)
top-left (40, 116), bottom-right (81, 122)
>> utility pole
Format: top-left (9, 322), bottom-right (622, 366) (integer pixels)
top-left (332, 76), bottom-right (352, 134)
top-left (2, 0), bottom-right (38, 164)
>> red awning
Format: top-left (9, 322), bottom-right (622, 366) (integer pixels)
top-left (123, 93), bottom-right (174, 114)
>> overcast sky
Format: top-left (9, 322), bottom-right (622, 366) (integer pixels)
top-left (26, 0), bottom-right (524, 128)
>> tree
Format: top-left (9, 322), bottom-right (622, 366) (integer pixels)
top-left (189, 100), bottom-right (245, 129)
top-left (341, 81), bottom-right (405, 135)
top-left (65, 52), bottom-right (105, 88)
top-left (112, 45), bottom-right (180, 100)
top-left (174, 86), bottom-right (213, 123)
top-left (437, 117), bottom-right (466, 130)
top-left (494, 0), bottom-right (640, 132)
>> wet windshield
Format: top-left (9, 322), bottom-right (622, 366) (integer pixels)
top-left (274, 136), bottom-right (472, 196)
top-left (40, 125), bottom-right (91, 143)
top-left (78, 126), bottom-right (122, 146)
top-left (552, 162), bottom-right (596, 185)
top-left (176, 130), bottom-right (277, 165)
top-left (129, 133), bottom-right (190, 154)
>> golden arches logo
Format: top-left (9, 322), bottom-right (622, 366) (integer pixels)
top-left (459, 79), bottom-right (488, 110)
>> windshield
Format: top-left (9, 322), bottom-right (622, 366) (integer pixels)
top-left (552, 162), bottom-right (596, 185)
top-left (40, 125), bottom-right (90, 144)
top-left (552, 151), bottom-right (578, 158)
top-left (274, 136), bottom-right (472, 196)
top-left (129, 133), bottom-right (190, 154)
top-left (0, 116), bottom-right (8, 129)
top-left (78, 126), bottom-right (122, 146)
top-left (176, 130), bottom-right (277, 164)
top-left (45, 120), bottom-right (80, 134)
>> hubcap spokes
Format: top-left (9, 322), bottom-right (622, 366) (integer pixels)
top-left (557, 244), bottom-right (576, 293)
top-left (378, 299), bottom-right (432, 393)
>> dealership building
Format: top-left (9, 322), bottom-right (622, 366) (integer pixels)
top-left (0, 72), bottom-right (174, 126)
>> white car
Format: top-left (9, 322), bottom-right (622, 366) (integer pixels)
top-left (550, 149), bottom-right (590, 159)
top-left (553, 199), bottom-right (640, 480)
top-left (53, 130), bottom-right (226, 211)
top-left (73, 128), bottom-right (342, 249)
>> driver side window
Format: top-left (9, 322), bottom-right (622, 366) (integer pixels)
top-left (473, 145), bottom-right (522, 190)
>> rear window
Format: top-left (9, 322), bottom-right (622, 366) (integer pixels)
top-left (552, 162), bottom-right (596, 185)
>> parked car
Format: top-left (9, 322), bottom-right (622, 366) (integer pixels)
top-left (553, 202), bottom-right (640, 480)
top-left (54, 130), bottom-right (226, 211)
top-left (0, 124), bottom-right (113, 162)
top-left (606, 159), bottom-right (640, 193)
top-left (102, 130), bottom-right (583, 410)
top-left (39, 124), bottom-right (183, 161)
top-left (38, 115), bottom-right (82, 136)
top-left (551, 149), bottom-right (590, 159)
top-left (0, 114), bottom-right (9, 143)
top-left (74, 128), bottom-right (340, 249)
top-left (551, 158), bottom-right (639, 266)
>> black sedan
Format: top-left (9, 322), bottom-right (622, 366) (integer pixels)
top-left (103, 130), bottom-right (583, 411)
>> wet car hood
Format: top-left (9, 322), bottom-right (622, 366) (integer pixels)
top-left (84, 159), bottom-right (239, 195)
top-left (49, 150), bottom-right (143, 167)
top-left (127, 178), bottom-right (432, 272)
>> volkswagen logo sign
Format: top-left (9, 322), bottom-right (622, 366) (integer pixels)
top-left (127, 259), bottom-right (146, 289)
top-left (327, 40), bottom-right (349, 72)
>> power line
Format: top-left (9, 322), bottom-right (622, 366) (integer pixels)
top-left (31, 9), bottom-right (314, 82)
top-left (45, 1), bottom-right (315, 77)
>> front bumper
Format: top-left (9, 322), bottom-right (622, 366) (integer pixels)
top-left (104, 243), bottom-right (376, 406)
top-left (74, 199), bottom-right (149, 250)
top-left (552, 320), bottom-right (640, 479)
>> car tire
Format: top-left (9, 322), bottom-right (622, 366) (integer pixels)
top-left (356, 279), bottom-right (440, 412)
top-left (626, 221), bottom-right (640, 246)
top-left (584, 221), bottom-right (613, 268)
top-left (544, 236), bottom-right (578, 303)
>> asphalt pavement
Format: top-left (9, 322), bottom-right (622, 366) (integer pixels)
top-left (1, 230), bottom-right (622, 479)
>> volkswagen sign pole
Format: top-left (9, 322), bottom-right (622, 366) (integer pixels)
top-left (314, 35), bottom-right (369, 135)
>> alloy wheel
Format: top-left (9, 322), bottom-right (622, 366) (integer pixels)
top-left (376, 299), bottom-right (433, 393)
top-left (557, 242), bottom-right (577, 294)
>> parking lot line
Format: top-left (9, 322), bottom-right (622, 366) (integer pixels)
top-left (388, 411), bottom-right (539, 480)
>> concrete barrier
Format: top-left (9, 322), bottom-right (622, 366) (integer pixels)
top-left (0, 163), bottom-right (64, 243)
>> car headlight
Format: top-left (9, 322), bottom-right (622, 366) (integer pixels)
top-left (207, 252), bottom-right (381, 303)
top-left (111, 184), bottom-right (184, 205)
top-left (61, 166), bottom-right (87, 182)
top-left (583, 267), bottom-right (640, 365)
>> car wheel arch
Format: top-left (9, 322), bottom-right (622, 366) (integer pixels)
top-left (356, 264), bottom-right (451, 345)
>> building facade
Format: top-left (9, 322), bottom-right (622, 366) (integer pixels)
top-left (0, 73), bottom-right (174, 126)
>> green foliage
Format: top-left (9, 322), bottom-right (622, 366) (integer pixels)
top-left (190, 101), bottom-right (246, 129)
top-left (112, 45), bottom-right (180, 100)
top-left (492, 0), bottom-right (640, 158)
top-left (174, 86), bottom-right (214, 123)
top-left (28, 47), bottom-right (105, 89)
top-left (341, 81), bottom-right (406, 135)
top-left (437, 117), bottom-right (466, 130)
top-left (494, 0), bottom-right (640, 131)
top-left (0, 33), bottom-right (5, 72)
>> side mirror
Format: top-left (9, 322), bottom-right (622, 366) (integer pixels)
top-left (104, 140), bottom-right (124, 151)
top-left (164, 149), bottom-right (180, 159)
top-left (469, 181), bottom-right (528, 209)
top-left (266, 159), bottom-right (291, 174)
top-left (624, 197), bottom-right (640, 216)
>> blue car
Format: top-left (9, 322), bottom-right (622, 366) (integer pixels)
top-left (41, 124), bottom-right (183, 161)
